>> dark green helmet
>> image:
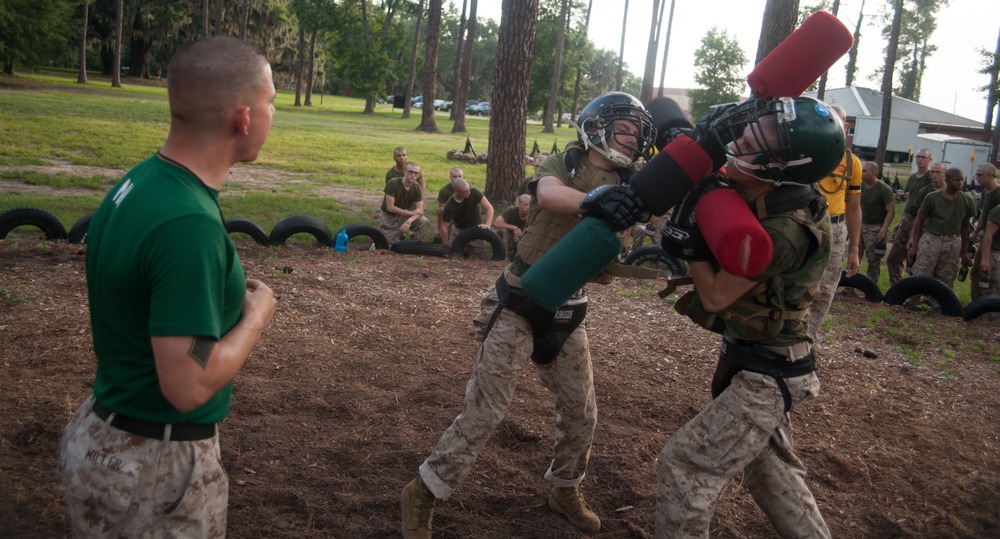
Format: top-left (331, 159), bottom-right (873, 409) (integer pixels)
top-left (719, 96), bottom-right (845, 185)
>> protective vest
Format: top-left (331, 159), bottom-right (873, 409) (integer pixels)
top-left (515, 143), bottom-right (623, 281)
top-left (677, 192), bottom-right (831, 345)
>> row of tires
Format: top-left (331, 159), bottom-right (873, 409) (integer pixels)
top-left (0, 207), bottom-right (506, 261)
top-left (624, 244), bottom-right (1000, 323)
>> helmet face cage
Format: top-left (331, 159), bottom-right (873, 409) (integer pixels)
top-left (718, 97), bottom-right (844, 184)
top-left (578, 93), bottom-right (657, 163)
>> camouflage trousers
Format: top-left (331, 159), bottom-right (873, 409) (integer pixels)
top-left (378, 211), bottom-right (431, 244)
top-left (808, 220), bottom-right (846, 337)
top-left (419, 271), bottom-right (597, 500)
top-left (449, 223), bottom-right (491, 260)
top-left (886, 212), bottom-right (916, 284)
top-left (913, 232), bottom-right (961, 289)
top-left (859, 223), bottom-right (887, 283)
top-left (986, 251), bottom-right (1000, 294)
top-left (656, 367), bottom-right (829, 539)
top-left (970, 244), bottom-right (990, 299)
top-left (56, 395), bottom-right (227, 538)
top-left (499, 228), bottom-right (520, 261)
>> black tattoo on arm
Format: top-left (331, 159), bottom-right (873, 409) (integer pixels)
top-left (187, 336), bottom-right (217, 369)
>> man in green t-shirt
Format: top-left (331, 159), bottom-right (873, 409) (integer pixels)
top-left (440, 177), bottom-right (495, 259)
top-left (886, 148), bottom-right (933, 283)
top-left (859, 161), bottom-right (895, 282)
top-left (970, 163), bottom-right (1000, 298)
top-left (493, 194), bottom-right (531, 261)
top-left (909, 167), bottom-right (976, 288)
top-left (379, 161), bottom-right (431, 244)
top-left (978, 204), bottom-right (1000, 294)
top-left (435, 167), bottom-right (465, 241)
top-left (387, 146), bottom-right (426, 193)
top-left (56, 37), bottom-right (277, 538)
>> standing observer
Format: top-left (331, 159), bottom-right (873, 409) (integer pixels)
top-left (57, 36), bottom-right (277, 537)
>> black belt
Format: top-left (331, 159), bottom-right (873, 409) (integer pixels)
top-left (829, 213), bottom-right (844, 224)
top-left (93, 401), bottom-right (216, 441)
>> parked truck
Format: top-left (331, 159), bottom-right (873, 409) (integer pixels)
top-left (851, 117), bottom-right (920, 163)
top-left (912, 133), bottom-right (993, 188)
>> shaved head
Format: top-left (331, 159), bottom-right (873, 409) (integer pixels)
top-left (167, 37), bottom-right (271, 129)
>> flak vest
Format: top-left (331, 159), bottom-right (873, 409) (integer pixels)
top-left (515, 144), bottom-right (624, 283)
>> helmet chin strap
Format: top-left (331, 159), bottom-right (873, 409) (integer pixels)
top-left (569, 119), bottom-right (635, 169)
top-left (727, 155), bottom-right (783, 185)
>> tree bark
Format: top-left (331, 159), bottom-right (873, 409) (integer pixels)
top-left (988, 25), bottom-right (1000, 161)
top-left (417, 0), bottom-right (442, 132)
top-left (876, 0), bottom-right (904, 171)
top-left (449, 0), bottom-right (467, 120)
top-left (240, 0), bottom-right (251, 41)
top-left (845, 0), bottom-right (865, 86)
top-left (485, 0), bottom-right (539, 207)
top-left (451, 0), bottom-right (478, 133)
top-left (639, 0), bottom-right (662, 102)
top-left (202, 0), bottom-right (209, 39)
top-left (755, 0), bottom-right (799, 65)
top-left (112, 0), bottom-right (122, 88)
top-left (78, 1), bottom-right (89, 84)
top-left (569, 0), bottom-right (593, 123)
top-left (542, 0), bottom-right (569, 133)
top-left (215, 0), bottom-right (223, 36)
top-left (616, 0), bottom-right (629, 91)
top-left (403, 0), bottom-right (425, 119)
top-left (305, 29), bottom-right (317, 106)
top-left (294, 25), bottom-right (305, 107)
top-left (656, 0), bottom-right (676, 98)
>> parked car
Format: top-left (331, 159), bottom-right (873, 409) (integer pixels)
top-left (467, 101), bottom-right (490, 116)
top-left (411, 95), bottom-right (423, 107)
top-left (443, 99), bottom-right (478, 112)
top-left (433, 99), bottom-right (448, 110)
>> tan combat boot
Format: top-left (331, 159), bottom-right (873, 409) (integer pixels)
top-left (547, 485), bottom-right (601, 533)
top-left (401, 476), bottom-right (436, 539)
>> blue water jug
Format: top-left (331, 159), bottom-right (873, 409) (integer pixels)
top-left (334, 228), bottom-right (349, 253)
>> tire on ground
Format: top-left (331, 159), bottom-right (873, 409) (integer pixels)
top-left (962, 294), bottom-right (1000, 322)
top-left (224, 218), bottom-right (270, 245)
top-left (68, 212), bottom-right (95, 244)
top-left (882, 275), bottom-right (963, 317)
top-left (0, 207), bottom-right (68, 240)
top-left (623, 245), bottom-right (687, 276)
top-left (451, 227), bottom-right (505, 261)
top-left (390, 240), bottom-right (453, 257)
top-left (268, 215), bottom-right (333, 246)
top-left (837, 271), bottom-right (882, 302)
top-left (342, 223), bottom-right (389, 250)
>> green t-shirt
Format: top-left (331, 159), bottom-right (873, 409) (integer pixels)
top-left (517, 176), bottom-right (534, 196)
top-left (442, 188), bottom-right (485, 229)
top-left (903, 171), bottom-right (932, 215)
top-left (382, 177), bottom-right (423, 212)
top-left (977, 187), bottom-right (1000, 225)
top-left (438, 183), bottom-right (455, 205)
top-left (87, 155), bottom-right (245, 424)
top-left (988, 205), bottom-right (1000, 250)
top-left (919, 190), bottom-right (976, 236)
top-left (500, 205), bottom-right (527, 230)
top-left (860, 180), bottom-right (894, 224)
top-left (385, 166), bottom-right (404, 183)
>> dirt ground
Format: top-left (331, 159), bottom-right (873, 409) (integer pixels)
top-left (2, 238), bottom-right (999, 539)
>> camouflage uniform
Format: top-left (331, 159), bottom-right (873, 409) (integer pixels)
top-left (886, 171), bottom-right (932, 284)
top-left (664, 197), bottom-right (832, 539)
top-left (912, 190), bottom-right (976, 289)
top-left (418, 144), bottom-right (617, 500)
top-left (57, 396), bottom-right (227, 538)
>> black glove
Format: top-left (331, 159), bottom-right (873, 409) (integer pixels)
top-left (660, 174), bottom-right (731, 261)
top-left (692, 103), bottom-right (741, 169)
top-left (580, 184), bottom-right (649, 232)
top-left (646, 97), bottom-right (694, 150)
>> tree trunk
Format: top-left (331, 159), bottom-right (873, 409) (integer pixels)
top-left (639, 0), bottom-right (662, 102)
top-left (542, 0), bottom-right (569, 133)
top-left (294, 25), bottom-right (305, 107)
top-left (215, 0), bottom-right (223, 36)
top-left (305, 29), bottom-right (317, 106)
top-left (569, 0), bottom-right (593, 123)
top-left (240, 0), bottom-right (250, 41)
top-left (485, 0), bottom-right (539, 207)
top-left (202, 0), bottom-right (209, 39)
top-left (845, 0), bottom-right (865, 86)
top-left (876, 0), bottom-right (903, 171)
top-left (816, 0), bottom-right (840, 102)
top-left (128, 12), bottom-right (152, 79)
top-left (984, 25), bottom-right (1000, 143)
top-left (112, 0), bottom-right (122, 88)
top-left (417, 0), bottom-right (442, 133)
top-left (755, 0), bottom-right (799, 65)
top-left (403, 0), bottom-right (425, 119)
top-left (78, 1), bottom-right (89, 84)
top-left (449, 0), bottom-right (467, 121)
top-left (616, 0), bottom-right (629, 91)
top-left (656, 0), bottom-right (676, 98)
top-left (451, 0), bottom-right (477, 133)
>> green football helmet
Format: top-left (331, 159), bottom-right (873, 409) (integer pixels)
top-left (717, 96), bottom-right (845, 184)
